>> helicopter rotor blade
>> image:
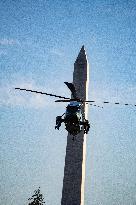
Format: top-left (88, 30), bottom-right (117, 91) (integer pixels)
top-left (55, 99), bottom-right (95, 102)
top-left (15, 88), bottom-right (136, 108)
top-left (79, 99), bottom-right (136, 107)
top-left (55, 99), bottom-right (81, 102)
top-left (102, 101), bottom-right (136, 107)
top-left (15, 88), bottom-right (70, 99)
top-left (86, 103), bottom-right (103, 108)
top-left (55, 98), bottom-right (136, 107)
top-left (55, 99), bottom-right (73, 102)
top-left (55, 99), bottom-right (103, 108)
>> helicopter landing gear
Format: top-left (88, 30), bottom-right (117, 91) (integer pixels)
top-left (55, 113), bottom-right (65, 130)
top-left (83, 120), bottom-right (90, 134)
top-left (55, 116), bottom-right (62, 130)
top-left (80, 120), bottom-right (90, 134)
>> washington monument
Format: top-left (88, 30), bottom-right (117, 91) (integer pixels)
top-left (61, 46), bottom-right (89, 205)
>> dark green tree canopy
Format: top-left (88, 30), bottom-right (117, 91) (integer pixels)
top-left (28, 187), bottom-right (45, 205)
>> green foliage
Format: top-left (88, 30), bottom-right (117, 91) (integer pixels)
top-left (28, 187), bottom-right (45, 205)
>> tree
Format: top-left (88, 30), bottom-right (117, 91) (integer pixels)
top-left (28, 187), bottom-right (45, 205)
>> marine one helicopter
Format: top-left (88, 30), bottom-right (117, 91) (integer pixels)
top-left (15, 82), bottom-right (91, 136)
top-left (54, 82), bottom-right (90, 136)
top-left (15, 82), bottom-right (136, 136)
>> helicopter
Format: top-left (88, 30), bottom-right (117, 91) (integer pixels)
top-left (55, 101), bottom-right (90, 136)
top-left (15, 82), bottom-right (91, 136)
top-left (54, 82), bottom-right (90, 135)
top-left (15, 82), bottom-right (136, 137)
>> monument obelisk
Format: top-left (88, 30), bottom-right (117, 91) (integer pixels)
top-left (61, 46), bottom-right (89, 205)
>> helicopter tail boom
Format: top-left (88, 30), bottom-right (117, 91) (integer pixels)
top-left (64, 82), bottom-right (77, 99)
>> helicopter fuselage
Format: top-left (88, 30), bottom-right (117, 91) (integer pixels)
top-left (55, 101), bottom-right (90, 136)
top-left (65, 102), bottom-right (82, 122)
top-left (64, 102), bottom-right (82, 135)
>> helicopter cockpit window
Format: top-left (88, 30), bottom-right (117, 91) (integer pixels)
top-left (66, 105), bottom-right (79, 113)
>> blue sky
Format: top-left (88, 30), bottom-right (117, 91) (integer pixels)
top-left (0, 0), bottom-right (136, 204)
